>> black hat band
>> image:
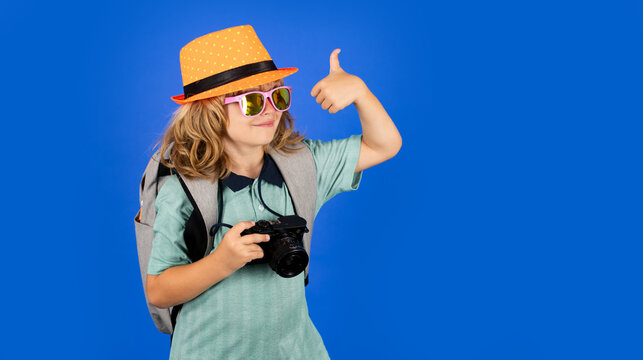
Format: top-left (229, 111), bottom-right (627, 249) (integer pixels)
top-left (183, 60), bottom-right (278, 99)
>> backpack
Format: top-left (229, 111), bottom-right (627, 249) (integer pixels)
top-left (134, 142), bottom-right (317, 335)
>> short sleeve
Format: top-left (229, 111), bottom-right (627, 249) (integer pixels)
top-left (302, 134), bottom-right (363, 215)
top-left (146, 175), bottom-right (195, 276)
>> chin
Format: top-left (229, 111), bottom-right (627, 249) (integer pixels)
top-left (261, 137), bottom-right (276, 147)
top-left (252, 135), bottom-right (276, 147)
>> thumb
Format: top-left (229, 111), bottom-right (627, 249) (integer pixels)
top-left (329, 48), bottom-right (342, 73)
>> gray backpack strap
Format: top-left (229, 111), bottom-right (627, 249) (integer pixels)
top-left (134, 144), bottom-right (177, 335)
top-left (175, 173), bottom-right (219, 258)
top-left (268, 143), bottom-right (317, 283)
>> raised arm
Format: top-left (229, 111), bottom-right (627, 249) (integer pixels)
top-left (311, 48), bottom-right (402, 173)
top-left (353, 85), bottom-right (402, 172)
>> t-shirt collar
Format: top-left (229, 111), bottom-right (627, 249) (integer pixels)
top-left (221, 153), bottom-right (284, 192)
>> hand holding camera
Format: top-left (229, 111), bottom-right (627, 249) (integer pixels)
top-left (215, 221), bottom-right (271, 275)
top-left (240, 215), bottom-right (309, 278)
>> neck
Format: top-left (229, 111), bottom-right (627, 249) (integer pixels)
top-left (224, 140), bottom-right (265, 178)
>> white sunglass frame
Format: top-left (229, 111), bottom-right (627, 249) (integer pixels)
top-left (224, 86), bottom-right (292, 118)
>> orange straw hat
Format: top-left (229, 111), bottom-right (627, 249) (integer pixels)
top-left (171, 24), bottom-right (299, 105)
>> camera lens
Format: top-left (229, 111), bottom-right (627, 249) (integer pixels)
top-left (269, 232), bottom-right (309, 278)
top-left (275, 250), bottom-right (309, 278)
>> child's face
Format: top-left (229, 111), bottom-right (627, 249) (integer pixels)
top-left (223, 85), bottom-right (282, 150)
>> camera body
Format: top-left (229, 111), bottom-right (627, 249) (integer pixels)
top-left (240, 215), bottom-right (309, 278)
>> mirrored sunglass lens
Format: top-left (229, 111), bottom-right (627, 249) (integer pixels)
top-left (272, 88), bottom-right (291, 110)
top-left (242, 93), bottom-right (264, 116)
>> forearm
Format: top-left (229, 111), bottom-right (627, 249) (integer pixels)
top-left (147, 248), bottom-right (233, 309)
top-left (354, 84), bottom-right (402, 156)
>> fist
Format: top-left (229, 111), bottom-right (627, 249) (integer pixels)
top-left (311, 48), bottom-right (367, 114)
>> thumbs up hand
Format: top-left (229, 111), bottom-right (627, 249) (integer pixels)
top-left (311, 49), bottom-right (368, 114)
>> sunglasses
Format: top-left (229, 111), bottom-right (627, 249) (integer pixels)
top-left (224, 86), bottom-right (292, 118)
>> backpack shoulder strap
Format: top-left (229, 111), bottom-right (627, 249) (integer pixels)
top-left (175, 173), bottom-right (219, 258)
top-left (268, 143), bottom-right (317, 285)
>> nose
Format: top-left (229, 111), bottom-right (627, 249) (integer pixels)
top-left (262, 97), bottom-right (277, 115)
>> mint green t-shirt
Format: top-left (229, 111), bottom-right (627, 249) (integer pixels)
top-left (147, 135), bottom-right (363, 360)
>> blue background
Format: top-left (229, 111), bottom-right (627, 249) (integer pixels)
top-left (1, 0), bottom-right (641, 359)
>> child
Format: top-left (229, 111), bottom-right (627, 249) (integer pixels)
top-left (145, 25), bottom-right (402, 359)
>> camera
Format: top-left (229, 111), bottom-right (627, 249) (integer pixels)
top-left (240, 215), bottom-right (309, 278)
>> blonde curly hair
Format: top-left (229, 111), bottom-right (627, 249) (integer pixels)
top-left (153, 78), bottom-right (306, 183)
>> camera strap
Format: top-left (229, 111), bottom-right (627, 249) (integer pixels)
top-left (209, 172), bottom-right (287, 236)
top-left (209, 178), bottom-right (232, 236)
